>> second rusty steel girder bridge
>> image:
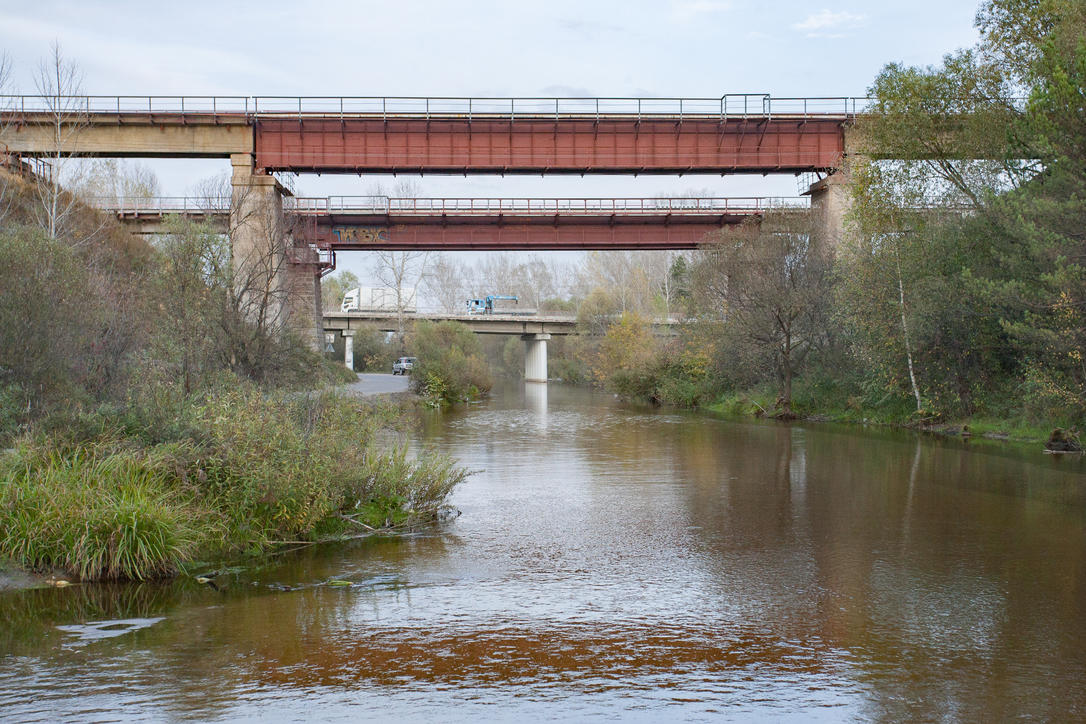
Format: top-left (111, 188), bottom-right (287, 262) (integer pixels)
top-left (98, 196), bottom-right (808, 255)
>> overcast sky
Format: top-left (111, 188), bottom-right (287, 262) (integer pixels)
top-left (1, 0), bottom-right (983, 281)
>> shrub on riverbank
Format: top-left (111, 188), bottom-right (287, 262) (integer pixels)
top-left (0, 440), bottom-right (205, 580)
top-left (0, 383), bottom-right (468, 581)
top-left (408, 321), bottom-right (492, 406)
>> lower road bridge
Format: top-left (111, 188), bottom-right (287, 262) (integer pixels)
top-left (322, 311), bottom-right (676, 383)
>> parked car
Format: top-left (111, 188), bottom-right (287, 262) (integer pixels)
top-left (392, 357), bottom-right (417, 375)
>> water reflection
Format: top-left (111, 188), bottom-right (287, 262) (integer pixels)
top-left (1, 385), bottom-right (1085, 721)
top-left (523, 381), bottom-right (548, 430)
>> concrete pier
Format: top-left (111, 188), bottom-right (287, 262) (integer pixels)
top-left (806, 170), bottom-right (852, 251)
top-left (523, 333), bottom-right (550, 383)
top-left (230, 153), bottom-right (321, 348)
top-left (342, 330), bottom-right (355, 369)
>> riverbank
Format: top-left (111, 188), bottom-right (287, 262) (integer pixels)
top-left (0, 383), bottom-right (468, 583)
top-left (705, 382), bottom-right (1063, 446)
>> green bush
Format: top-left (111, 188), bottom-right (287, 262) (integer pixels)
top-left (408, 321), bottom-right (493, 405)
top-left (349, 324), bottom-right (398, 372)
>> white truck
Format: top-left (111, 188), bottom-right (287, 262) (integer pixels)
top-left (340, 286), bottom-right (417, 313)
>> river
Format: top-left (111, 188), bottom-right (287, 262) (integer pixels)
top-left (2, 384), bottom-right (1086, 721)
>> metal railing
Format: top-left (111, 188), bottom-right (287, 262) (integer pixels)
top-left (93, 196), bottom-right (810, 215)
top-left (90, 196), bottom-right (231, 213)
top-left (0, 95), bottom-right (250, 115)
top-left (252, 95), bottom-right (868, 119)
top-left (288, 196), bottom-right (809, 214)
top-left (1, 94), bottom-right (869, 119)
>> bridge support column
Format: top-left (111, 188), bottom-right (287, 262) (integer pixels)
top-left (523, 333), bottom-right (550, 383)
top-left (806, 170), bottom-right (852, 252)
top-left (341, 330), bottom-right (354, 370)
top-left (230, 153), bottom-right (321, 348)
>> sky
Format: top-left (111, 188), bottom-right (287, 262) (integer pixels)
top-left (0, 0), bottom-right (985, 282)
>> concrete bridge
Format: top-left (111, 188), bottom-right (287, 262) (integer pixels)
top-left (324, 311), bottom-right (578, 383)
top-left (1, 93), bottom-right (858, 369)
top-left (322, 311), bottom-right (678, 382)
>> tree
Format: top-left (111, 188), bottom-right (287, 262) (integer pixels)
top-left (575, 251), bottom-right (675, 321)
top-left (373, 247), bottom-right (427, 347)
top-left (150, 217), bottom-right (228, 395)
top-left (322, 269), bottom-right (361, 313)
top-left (595, 312), bottom-right (661, 397)
top-left (668, 255), bottom-right (691, 311)
top-left (73, 159), bottom-right (160, 206)
top-left (846, 0), bottom-right (1086, 420)
top-left (424, 254), bottom-right (468, 313)
top-left (32, 43), bottom-right (93, 242)
top-left (408, 320), bottom-right (492, 404)
top-left (367, 180), bottom-right (428, 346)
top-left (691, 214), bottom-right (833, 413)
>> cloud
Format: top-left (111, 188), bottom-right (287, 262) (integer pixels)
top-left (670, 0), bottom-right (731, 22)
top-left (792, 9), bottom-right (866, 37)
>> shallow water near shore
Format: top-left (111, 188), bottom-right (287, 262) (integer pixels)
top-left (2, 383), bottom-right (1085, 721)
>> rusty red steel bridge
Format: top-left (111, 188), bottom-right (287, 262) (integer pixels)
top-left (2, 94), bottom-right (864, 175)
top-left (98, 195), bottom-right (808, 255)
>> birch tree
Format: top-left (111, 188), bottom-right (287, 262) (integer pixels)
top-left (32, 43), bottom-right (91, 241)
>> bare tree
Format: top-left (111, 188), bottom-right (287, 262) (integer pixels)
top-left (517, 256), bottom-right (561, 310)
top-left (32, 42), bottom-right (90, 241)
top-left (367, 179), bottom-right (429, 345)
top-left (691, 213), bottom-right (833, 413)
top-left (74, 158), bottom-right (160, 206)
top-left (580, 251), bottom-right (657, 316)
top-left (373, 247), bottom-right (427, 346)
top-left (424, 253), bottom-right (468, 313)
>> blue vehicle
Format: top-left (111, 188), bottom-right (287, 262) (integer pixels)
top-left (466, 294), bottom-right (518, 315)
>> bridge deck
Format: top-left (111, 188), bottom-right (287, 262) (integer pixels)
top-left (1, 94), bottom-right (860, 173)
top-left (323, 312), bottom-right (579, 336)
top-left (98, 196), bottom-right (806, 250)
top-left (323, 311), bottom-right (679, 335)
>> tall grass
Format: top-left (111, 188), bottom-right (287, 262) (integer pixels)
top-left (0, 441), bottom-right (202, 580)
top-left (0, 384), bottom-right (468, 581)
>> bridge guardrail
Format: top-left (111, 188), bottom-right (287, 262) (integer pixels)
top-left (87, 196), bottom-right (232, 213)
top-left (252, 95), bottom-right (869, 119)
top-left (1, 94), bottom-right (871, 119)
top-left (288, 196), bottom-right (811, 214)
top-left (0, 95), bottom-right (251, 115)
top-left (92, 196), bottom-right (811, 215)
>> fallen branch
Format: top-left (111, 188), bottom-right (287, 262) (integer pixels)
top-left (337, 513), bottom-right (376, 531)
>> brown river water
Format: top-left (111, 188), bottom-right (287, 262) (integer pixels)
top-left (2, 384), bottom-right (1086, 722)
